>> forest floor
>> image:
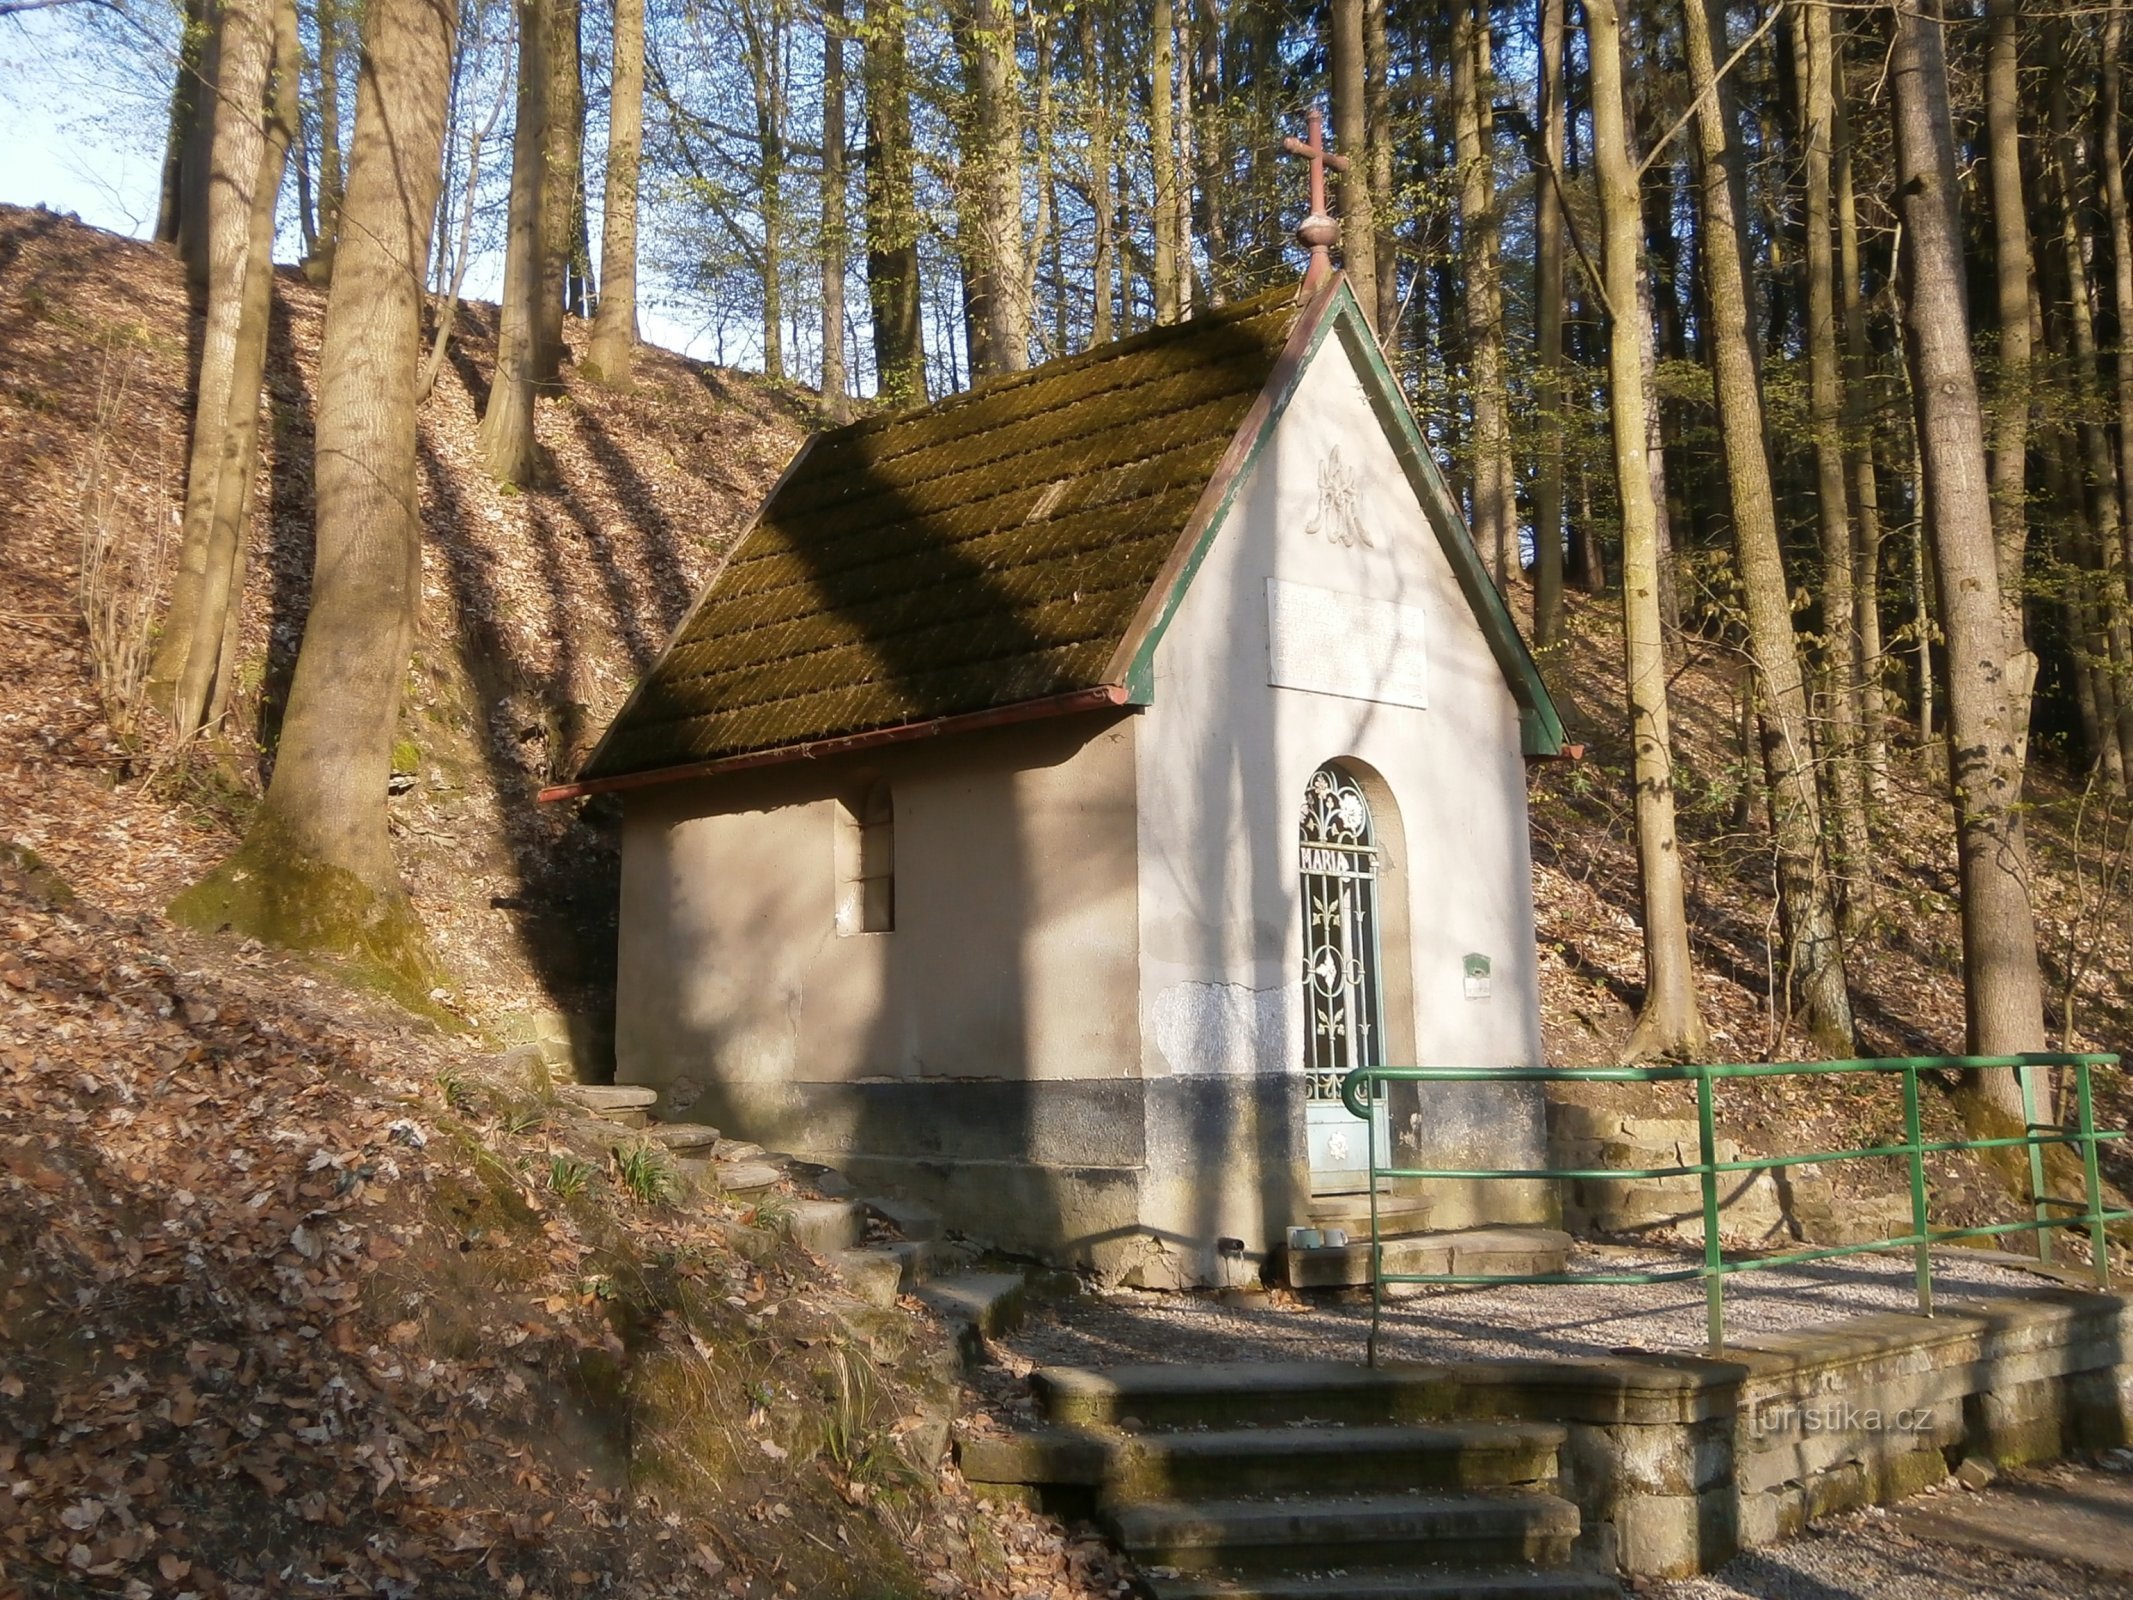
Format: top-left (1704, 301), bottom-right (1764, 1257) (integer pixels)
top-left (0, 207), bottom-right (1135, 1600)
top-left (5, 203), bottom-right (2133, 1595)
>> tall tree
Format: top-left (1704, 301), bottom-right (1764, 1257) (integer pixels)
top-left (1151, 0), bottom-right (1180, 324)
top-left (305, 0), bottom-right (347, 278)
top-left (1454, 0), bottom-right (1512, 591)
top-left (174, 0), bottom-right (461, 990)
top-left (1799, 0), bottom-right (1873, 923)
top-left (151, 0), bottom-right (299, 737)
top-left (1985, 0), bottom-right (2038, 750)
top-left (532, 0), bottom-right (584, 383)
top-left (585, 0), bottom-right (644, 384)
top-left (478, 0), bottom-right (548, 483)
top-left (954, 0), bottom-right (1029, 375)
top-left (1587, 0), bottom-right (1706, 1059)
top-left (1329, 0), bottom-right (1375, 317)
top-left (1682, 0), bottom-right (1852, 1047)
top-left (817, 0), bottom-right (850, 416)
top-left (863, 0), bottom-right (924, 402)
top-left (1081, 1), bottom-right (1114, 345)
top-left (1531, 0), bottom-right (1568, 648)
top-left (1889, 0), bottom-right (2045, 1099)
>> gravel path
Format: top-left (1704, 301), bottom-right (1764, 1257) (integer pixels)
top-left (1003, 1246), bottom-right (2061, 1366)
top-left (1652, 1465), bottom-right (2133, 1599)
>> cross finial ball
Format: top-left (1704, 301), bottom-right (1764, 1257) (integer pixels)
top-left (1281, 105), bottom-right (1350, 291)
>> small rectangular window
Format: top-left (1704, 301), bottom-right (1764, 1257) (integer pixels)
top-left (835, 783), bottom-right (894, 935)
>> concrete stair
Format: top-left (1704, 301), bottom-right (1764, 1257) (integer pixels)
top-left (561, 1086), bottom-right (1029, 1358)
top-left (1013, 1363), bottom-right (1614, 1600)
top-left (1282, 1226), bottom-right (1573, 1292)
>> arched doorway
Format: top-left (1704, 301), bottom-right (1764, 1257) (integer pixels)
top-left (1300, 763), bottom-right (1392, 1192)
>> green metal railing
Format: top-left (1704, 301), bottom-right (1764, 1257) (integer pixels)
top-left (1338, 1054), bottom-right (2132, 1363)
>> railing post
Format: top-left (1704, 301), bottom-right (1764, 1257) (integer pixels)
top-left (1368, 1081), bottom-right (1383, 1367)
top-left (2078, 1059), bottom-right (2111, 1290)
top-left (1696, 1069), bottom-right (1723, 1352)
top-left (2021, 1059), bottom-right (2054, 1266)
top-left (1903, 1064), bottom-right (1932, 1318)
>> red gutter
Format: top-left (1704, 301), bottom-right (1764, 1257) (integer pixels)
top-left (537, 683), bottom-right (1135, 803)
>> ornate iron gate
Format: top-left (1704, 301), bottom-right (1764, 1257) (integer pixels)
top-left (1301, 765), bottom-right (1385, 1186)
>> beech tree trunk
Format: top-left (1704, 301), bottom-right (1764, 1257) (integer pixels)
top-left (1532, 0), bottom-right (1568, 648)
top-left (1587, 0), bottom-right (1706, 1060)
top-left (173, 0), bottom-right (460, 995)
top-left (1330, 0), bottom-right (1375, 316)
top-left (1890, 0), bottom-right (2045, 1098)
top-left (307, 0), bottom-right (345, 279)
top-left (1455, 0), bottom-right (1512, 592)
top-left (1986, 0), bottom-right (2039, 754)
top-left (955, 0), bottom-right (1029, 376)
top-left (151, 0), bottom-right (281, 728)
top-left (1365, 0), bottom-right (1396, 337)
top-left (157, 0), bottom-right (212, 250)
top-left (1082, 3), bottom-right (1113, 345)
top-left (1683, 0), bottom-right (1852, 1049)
top-left (1151, 0), bottom-right (1179, 325)
top-left (818, 0), bottom-right (849, 417)
top-left (585, 0), bottom-right (643, 384)
top-left (1834, 73), bottom-right (1890, 804)
top-left (532, 0), bottom-right (583, 384)
top-left (863, 0), bottom-right (924, 403)
top-left (1800, 0), bottom-right (1873, 927)
top-left (478, 0), bottom-right (547, 484)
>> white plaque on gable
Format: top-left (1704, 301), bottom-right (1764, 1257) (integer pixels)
top-left (1266, 578), bottom-right (1428, 710)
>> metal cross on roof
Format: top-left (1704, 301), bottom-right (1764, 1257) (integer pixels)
top-left (1280, 106), bottom-right (1350, 292)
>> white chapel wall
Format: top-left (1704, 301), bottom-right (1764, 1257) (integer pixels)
top-left (613, 715), bottom-right (1144, 1138)
top-left (1131, 322), bottom-right (1545, 1252)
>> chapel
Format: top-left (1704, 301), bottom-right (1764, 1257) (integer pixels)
top-left (549, 270), bottom-right (1566, 1286)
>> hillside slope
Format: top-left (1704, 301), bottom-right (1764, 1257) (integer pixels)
top-left (0, 209), bottom-right (1135, 1600)
top-left (2, 203), bottom-right (806, 1051)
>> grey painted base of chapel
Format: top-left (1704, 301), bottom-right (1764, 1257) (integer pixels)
top-left (650, 1069), bottom-right (1555, 1285)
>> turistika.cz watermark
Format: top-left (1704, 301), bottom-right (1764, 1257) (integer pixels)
top-left (1748, 1400), bottom-right (1936, 1438)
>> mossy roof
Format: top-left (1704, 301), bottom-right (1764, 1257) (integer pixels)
top-left (580, 287), bottom-right (1307, 782)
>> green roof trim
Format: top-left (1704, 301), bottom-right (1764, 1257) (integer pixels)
top-left (563, 274), bottom-right (1563, 796)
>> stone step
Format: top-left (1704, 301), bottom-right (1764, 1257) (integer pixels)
top-left (1143, 1567), bottom-right (1620, 1600)
top-left (1111, 1491), bottom-right (1580, 1575)
top-left (678, 1156), bottom-right (783, 1195)
top-left (1304, 1191), bottom-right (1435, 1231)
top-left (831, 1247), bottom-right (905, 1309)
top-left (778, 1198), bottom-right (865, 1255)
top-left (1281, 1227), bottom-right (1573, 1291)
top-left (646, 1121), bottom-right (721, 1153)
top-left (865, 1195), bottom-right (942, 1242)
top-left (714, 1139), bottom-right (769, 1163)
top-left (917, 1270), bottom-right (1028, 1340)
top-left (1039, 1361), bottom-right (1613, 1432)
top-left (1109, 1422), bottom-right (1566, 1500)
top-left (556, 1084), bottom-right (658, 1127)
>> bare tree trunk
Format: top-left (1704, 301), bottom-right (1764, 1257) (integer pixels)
top-left (175, 0), bottom-right (225, 286)
top-left (173, 0), bottom-right (459, 993)
top-left (1587, 0), bottom-right (1706, 1060)
top-left (1330, 0), bottom-right (1376, 316)
top-left (1082, 3), bottom-right (1113, 346)
top-left (419, 20), bottom-right (513, 404)
top-left (532, 0), bottom-right (582, 384)
top-left (1173, 0), bottom-right (1195, 312)
top-left (1834, 73), bottom-right (1890, 805)
top-left (1890, 0), bottom-right (2045, 1094)
top-left (157, 0), bottom-right (212, 248)
top-left (1987, 0), bottom-right (2039, 753)
top-left (179, 0), bottom-right (303, 737)
top-left (1151, 0), bottom-right (1179, 324)
top-left (478, 0), bottom-right (546, 484)
top-left (585, 0), bottom-right (643, 384)
top-left (1800, 0), bottom-right (1873, 927)
top-left (1455, 0), bottom-right (1512, 591)
top-left (864, 0), bottom-right (924, 402)
top-left (1683, 0), bottom-right (1852, 1048)
top-left (817, 0), bottom-right (849, 416)
top-left (2047, 32), bottom-right (2133, 779)
top-left (306, 0), bottom-right (345, 280)
top-left (1532, 0), bottom-right (1567, 647)
top-left (150, 0), bottom-right (278, 722)
top-left (743, 2), bottom-right (787, 380)
top-left (955, 0), bottom-right (1029, 375)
